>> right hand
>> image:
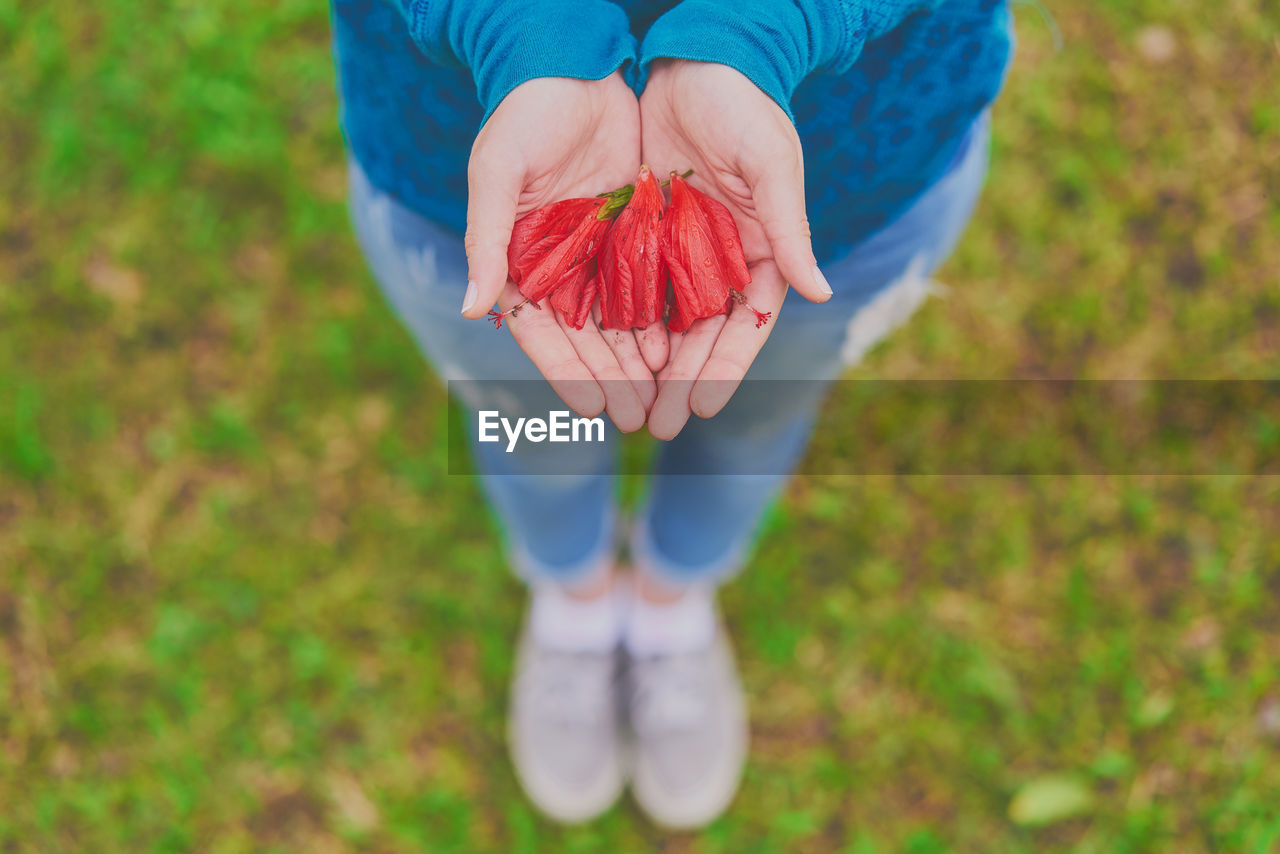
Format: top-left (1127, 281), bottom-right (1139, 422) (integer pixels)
top-left (639, 60), bottom-right (832, 440)
top-left (463, 73), bottom-right (668, 433)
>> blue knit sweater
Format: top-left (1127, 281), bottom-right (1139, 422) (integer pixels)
top-left (330, 0), bottom-right (1013, 265)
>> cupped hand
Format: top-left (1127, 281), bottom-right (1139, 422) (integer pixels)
top-left (640, 60), bottom-right (832, 440)
top-left (463, 73), bottom-right (669, 433)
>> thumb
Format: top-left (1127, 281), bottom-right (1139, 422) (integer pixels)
top-left (462, 161), bottom-right (520, 319)
top-left (751, 163), bottom-right (832, 304)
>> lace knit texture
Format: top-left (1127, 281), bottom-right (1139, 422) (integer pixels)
top-left (330, 0), bottom-right (1014, 266)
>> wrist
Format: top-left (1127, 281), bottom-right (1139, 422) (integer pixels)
top-left (636, 1), bottom-right (809, 120)
top-left (425, 1), bottom-right (638, 125)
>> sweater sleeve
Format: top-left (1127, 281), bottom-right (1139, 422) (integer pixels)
top-left (636, 0), bottom-right (943, 120)
top-left (392, 0), bottom-right (638, 123)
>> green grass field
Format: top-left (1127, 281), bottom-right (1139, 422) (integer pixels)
top-left (2, 1), bottom-right (1279, 851)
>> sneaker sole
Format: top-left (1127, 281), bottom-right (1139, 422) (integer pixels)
top-left (507, 712), bottom-right (626, 824)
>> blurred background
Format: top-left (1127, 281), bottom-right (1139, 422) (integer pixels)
top-left (2, 0), bottom-right (1279, 851)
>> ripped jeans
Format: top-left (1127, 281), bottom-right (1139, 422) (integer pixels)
top-left (348, 111), bottom-right (990, 587)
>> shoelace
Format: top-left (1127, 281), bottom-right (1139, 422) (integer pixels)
top-left (629, 652), bottom-right (711, 732)
top-left (523, 649), bottom-right (615, 727)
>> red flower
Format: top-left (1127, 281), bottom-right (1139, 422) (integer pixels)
top-left (598, 165), bottom-right (666, 329)
top-left (661, 172), bottom-right (769, 332)
top-left (494, 185), bottom-right (636, 329)
top-left (506, 197), bottom-right (608, 304)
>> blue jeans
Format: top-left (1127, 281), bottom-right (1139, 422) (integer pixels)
top-left (348, 111), bottom-right (991, 587)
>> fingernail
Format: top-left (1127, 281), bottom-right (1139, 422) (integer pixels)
top-left (813, 265), bottom-right (833, 297)
top-left (460, 280), bottom-right (478, 315)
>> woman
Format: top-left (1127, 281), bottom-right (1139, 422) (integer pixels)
top-left (333, 0), bottom-right (1012, 828)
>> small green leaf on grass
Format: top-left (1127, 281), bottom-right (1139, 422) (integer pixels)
top-left (1008, 775), bottom-right (1094, 826)
top-left (1090, 751), bottom-right (1133, 779)
top-left (1134, 691), bottom-right (1175, 729)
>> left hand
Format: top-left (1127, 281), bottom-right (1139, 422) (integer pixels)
top-left (464, 73), bottom-right (666, 433)
top-left (639, 60), bottom-right (833, 440)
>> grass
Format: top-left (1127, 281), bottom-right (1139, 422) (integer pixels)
top-left (2, 0), bottom-right (1279, 851)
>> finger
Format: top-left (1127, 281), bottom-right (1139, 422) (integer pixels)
top-left (592, 307), bottom-right (658, 414)
top-left (689, 261), bottom-right (789, 419)
top-left (748, 151), bottom-right (832, 304)
top-left (647, 314), bottom-right (726, 441)
top-left (558, 311), bottom-right (648, 433)
top-left (635, 319), bottom-right (671, 374)
top-left (656, 328), bottom-right (684, 382)
top-left (462, 158), bottom-right (520, 318)
top-left (501, 283), bottom-right (605, 417)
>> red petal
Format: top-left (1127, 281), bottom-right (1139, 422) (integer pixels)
top-left (549, 265), bottom-right (598, 330)
top-left (663, 174), bottom-right (733, 327)
top-left (508, 198), bottom-right (604, 294)
top-left (599, 166), bottom-right (667, 330)
top-left (697, 190), bottom-right (752, 291)
top-left (516, 212), bottom-right (607, 303)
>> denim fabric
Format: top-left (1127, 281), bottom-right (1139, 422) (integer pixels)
top-left (348, 110), bottom-right (991, 586)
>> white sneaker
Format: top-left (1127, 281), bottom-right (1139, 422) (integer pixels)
top-left (507, 630), bottom-right (625, 823)
top-left (625, 627), bottom-right (748, 829)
